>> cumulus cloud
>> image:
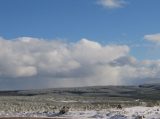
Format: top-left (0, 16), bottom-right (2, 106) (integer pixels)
top-left (0, 37), bottom-right (160, 90)
top-left (144, 33), bottom-right (160, 43)
top-left (97, 0), bottom-right (127, 9)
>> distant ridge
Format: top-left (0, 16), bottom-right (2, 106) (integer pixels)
top-left (0, 84), bottom-right (160, 100)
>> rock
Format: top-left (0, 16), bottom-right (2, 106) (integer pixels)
top-left (59, 106), bottom-right (70, 114)
top-left (117, 104), bottom-right (122, 109)
top-left (135, 115), bottom-right (143, 119)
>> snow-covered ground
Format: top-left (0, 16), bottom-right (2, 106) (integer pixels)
top-left (0, 106), bottom-right (160, 119)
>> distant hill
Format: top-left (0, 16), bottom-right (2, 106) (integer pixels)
top-left (0, 84), bottom-right (160, 100)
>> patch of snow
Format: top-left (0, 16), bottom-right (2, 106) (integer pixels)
top-left (0, 106), bottom-right (160, 119)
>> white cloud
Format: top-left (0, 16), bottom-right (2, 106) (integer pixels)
top-left (0, 37), bottom-right (160, 89)
top-left (97, 0), bottom-right (126, 9)
top-left (144, 33), bottom-right (160, 43)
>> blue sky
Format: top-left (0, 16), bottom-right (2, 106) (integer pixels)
top-left (0, 0), bottom-right (160, 89)
top-left (0, 0), bottom-right (159, 40)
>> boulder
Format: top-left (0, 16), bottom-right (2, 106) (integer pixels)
top-left (59, 106), bottom-right (70, 114)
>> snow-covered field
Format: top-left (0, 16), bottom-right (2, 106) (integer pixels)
top-left (0, 106), bottom-right (160, 119)
top-left (1, 85), bottom-right (160, 118)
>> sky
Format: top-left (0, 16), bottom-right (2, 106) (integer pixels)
top-left (0, 0), bottom-right (160, 90)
